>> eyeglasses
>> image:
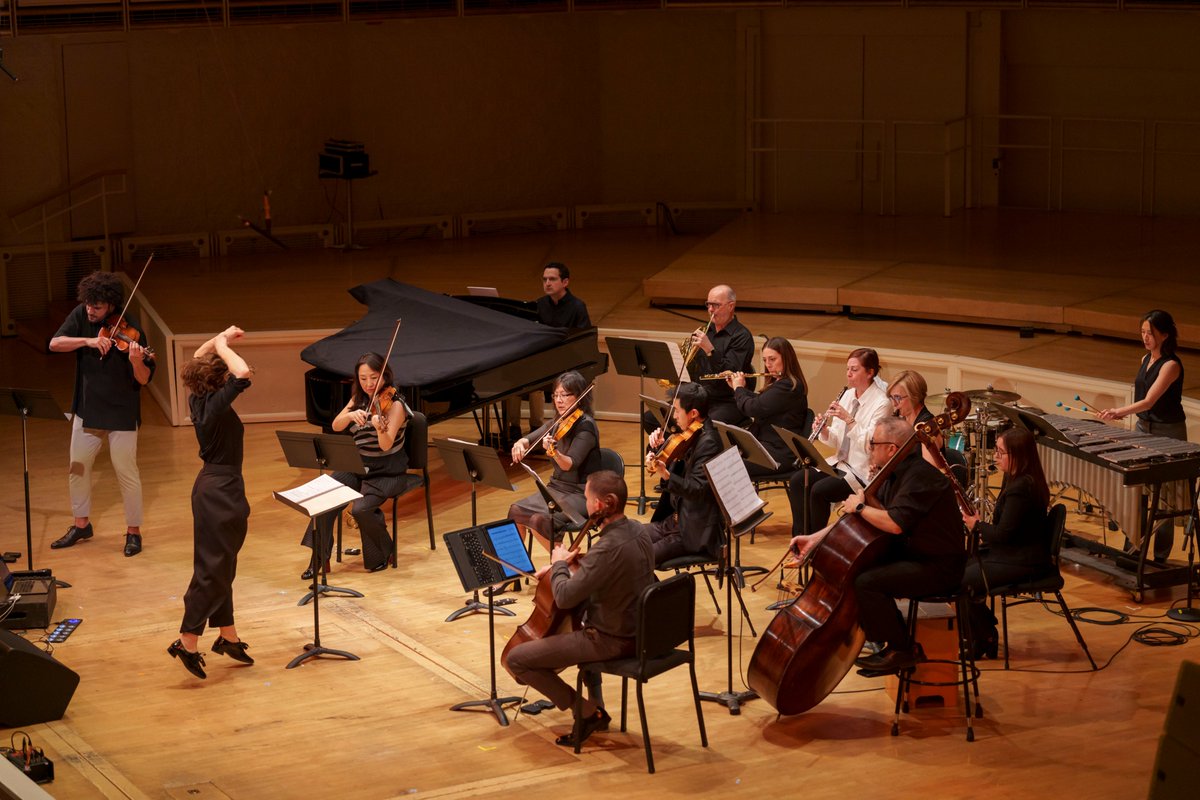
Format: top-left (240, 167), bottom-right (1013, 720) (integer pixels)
top-left (869, 439), bottom-right (897, 449)
top-left (704, 301), bottom-right (728, 309)
top-left (888, 394), bottom-right (908, 403)
top-left (552, 392), bottom-right (576, 400)
top-left (994, 449), bottom-right (1009, 457)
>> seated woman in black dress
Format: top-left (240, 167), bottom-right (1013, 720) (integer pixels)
top-left (301, 352), bottom-right (410, 577)
top-left (727, 336), bottom-right (809, 475)
top-left (960, 427), bottom-right (1052, 656)
top-left (509, 370), bottom-right (598, 552)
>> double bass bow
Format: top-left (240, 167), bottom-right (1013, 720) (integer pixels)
top-left (745, 392), bottom-right (971, 716)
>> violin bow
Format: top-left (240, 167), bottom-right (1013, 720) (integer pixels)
top-left (365, 318), bottom-right (403, 416)
top-left (100, 253), bottom-right (154, 360)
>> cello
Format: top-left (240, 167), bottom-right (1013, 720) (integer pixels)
top-left (500, 510), bottom-right (605, 675)
top-left (746, 393), bottom-right (970, 715)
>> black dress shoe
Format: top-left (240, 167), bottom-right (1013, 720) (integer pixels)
top-left (301, 559), bottom-right (331, 581)
top-left (123, 532), bottom-right (142, 557)
top-left (555, 707), bottom-right (611, 747)
top-left (367, 557), bottom-right (395, 573)
top-left (212, 636), bottom-right (254, 665)
top-left (167, 639), bottom-right (207, 679)
top-left (856, 644), bottom-right (924, 676)
top-left (51, 523), bottom-right (93, 549)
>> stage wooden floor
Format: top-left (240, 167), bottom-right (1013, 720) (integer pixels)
top-left (1, 212), bottom-right (1198, 798)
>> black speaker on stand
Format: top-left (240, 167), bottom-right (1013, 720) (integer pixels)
top-left (0, 631), bottom-right (79, 727)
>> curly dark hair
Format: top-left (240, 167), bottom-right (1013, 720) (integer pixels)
top-left (76, 271), bottom-right (124, 310)
top-left (181, 353), bottom-right (229, 397)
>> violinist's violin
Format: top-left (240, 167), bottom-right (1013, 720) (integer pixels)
top-left (553, 408), bottom-right (583, 442)
top-left (646, 418), bottom-right (703, 473)
top-left (99, 313), bottom-right (155, 358)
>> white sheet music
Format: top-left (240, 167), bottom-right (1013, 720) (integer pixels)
top-left (665, 338), bottom-right (691, 383)
top-left (704, 446), bottom-right (766, 527)
top-left (274, 474), bottom-right (362, 517)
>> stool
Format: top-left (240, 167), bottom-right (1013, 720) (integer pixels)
top-left (891, 593), bottom-right (982, 742)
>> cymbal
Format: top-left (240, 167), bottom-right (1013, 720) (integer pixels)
top-left (964, 388), bottom-right (1021, 404)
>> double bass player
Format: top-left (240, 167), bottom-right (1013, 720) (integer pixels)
top-left (789, 416), bottom-right (966, 675)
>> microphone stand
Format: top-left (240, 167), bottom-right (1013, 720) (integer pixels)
top-left (1167, 485), bottom-right (1200, 622)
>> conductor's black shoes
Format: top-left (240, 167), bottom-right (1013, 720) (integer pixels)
top-left (212, 636), bottom-right (254, 665)
top-left (168, 639), bottom-right (207, 679)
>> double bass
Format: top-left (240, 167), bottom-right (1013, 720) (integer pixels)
top-left (746, 393), bottom-right (970, 715)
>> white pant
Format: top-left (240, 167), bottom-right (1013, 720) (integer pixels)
top-left (69, 416), bottom-right (143, 527)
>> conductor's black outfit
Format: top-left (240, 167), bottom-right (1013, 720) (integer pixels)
top-left (180, 376), bottom-right (252, 636)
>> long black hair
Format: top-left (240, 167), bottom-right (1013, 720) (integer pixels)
top-left (350, 352), bottom-right (395, 409)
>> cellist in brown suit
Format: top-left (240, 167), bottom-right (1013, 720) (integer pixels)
top-left (503, 471), bottom-right (656, 747)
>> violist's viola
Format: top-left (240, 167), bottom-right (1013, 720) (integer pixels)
top-left (646, 419), bottom-right (703, 473)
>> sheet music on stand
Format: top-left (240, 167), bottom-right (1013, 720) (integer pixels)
top-left (274, 474), bottom-right (363, 517)
top-left (703, 446), bottom-right (767, 529)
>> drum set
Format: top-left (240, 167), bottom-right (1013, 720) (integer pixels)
top-left (942, 387), bottom-right (1025, 520)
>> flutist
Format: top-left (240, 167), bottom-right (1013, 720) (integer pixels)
top-left (726, 337), bottom-right (810, 476)
top-left (686, 284), bottom-right (756, 425)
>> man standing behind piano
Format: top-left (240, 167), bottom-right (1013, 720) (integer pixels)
top-left (505, 262), bottom-right (592, 443)
top-left (687, 285), bottom-right (755, 425)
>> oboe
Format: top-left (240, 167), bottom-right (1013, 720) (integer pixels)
top-left (809, 386), bottom-right (848, 442)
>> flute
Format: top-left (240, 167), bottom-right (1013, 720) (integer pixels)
top-left (699, 371), bottom-right (776, 380)
top-left (809, 386), bottom-right (848, 442)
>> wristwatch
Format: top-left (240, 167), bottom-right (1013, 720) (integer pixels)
top-left (854, 502), bottom-right (866, 514)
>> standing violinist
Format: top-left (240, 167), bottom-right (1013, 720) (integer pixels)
top-left (504, 470), bottom-right (655, 748)
top-left (509, 371), bottom-right (598, 553)
top-left (299, 352), bottom-right (409, 575)
top-left (790, 416), bottom-right (966, 675)
top-left (686, 285), bottom-right (756, 425)
top-left (726, 336), bottom-right (810, 475)
top-left (644, 382), bottom-right (724, 565)
top-left (49, 270), bottom-right (155, 557)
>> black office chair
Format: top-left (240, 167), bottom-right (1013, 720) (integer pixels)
top-left (573, 573), bottom-right (708, 773)
top-left (989, 503), bottom-right (1098, 670)
top-left (336, 411), bottom-right (435, 568)
top-left (561, 447), bottom-right (625, 547)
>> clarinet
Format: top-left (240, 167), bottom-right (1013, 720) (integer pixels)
top-left (809, 386), bottom-right (848, 442)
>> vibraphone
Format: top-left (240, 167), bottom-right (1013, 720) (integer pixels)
top-left (1035, 413), bottom-right (1200, 598)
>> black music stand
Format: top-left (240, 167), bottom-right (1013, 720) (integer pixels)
top-left (274, 474), bottom-right (363, 669)
top-left (276, 431), bottom-right (366, 606)
top-left (772, 426), bottom-right (838, 609)
top-left (701, 447), bottom-right (772, 715)
top-left (607, 337), bottom-right (682, 513)
top-left (712, 420), bottom-right (775, 584)
top-left (0, 387), bottom-right (70, 586)
top-left (1168, 489), bottom-right (1200, 622)
top-left (434, 438), bottom-right (519, 621)
top-left (444, 520), bottom-right (533, 726)
top-left (516, 462), bottom-right (586, 544)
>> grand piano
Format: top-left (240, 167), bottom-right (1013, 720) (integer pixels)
top-left (302, 280), bottom-right (607, 442)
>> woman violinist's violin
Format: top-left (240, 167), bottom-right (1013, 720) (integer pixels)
top-left (99, 313), bottom-right (155, 358)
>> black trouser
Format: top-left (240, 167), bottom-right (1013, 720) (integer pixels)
top-left (855, 553), bottom-right (965, 648)
top-left (181, 464), bottom-right (250, 636)
top-left (788, 468), bottom-right (852, 535)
